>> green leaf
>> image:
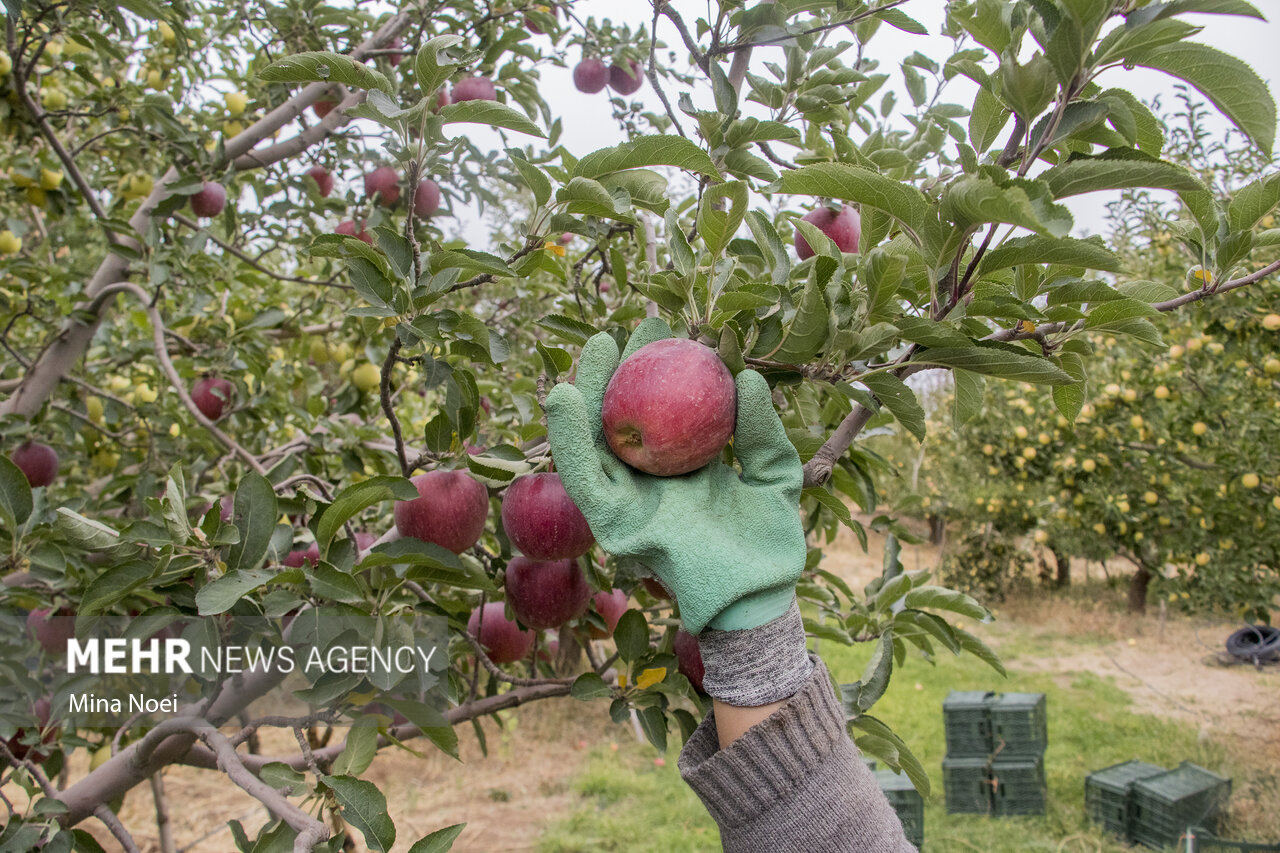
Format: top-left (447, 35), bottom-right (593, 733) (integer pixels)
top-left (978, 235), bottom-right (1121, 275)
top-left (1125, 42), bottom-right (1275, 154)
top-left (0, 455), bottom-right (33, 529)
top-left (76, 561), bottom-right (152, 631)
top-left (942, 176), bottom-right (1072, 237)
top-left (862, 374), bottom-right (926, 441)
top-left (408, 824), bottom-right (467, 853)
top-left (613, 609), bottom-right (648, 662)
top-left (574, 135), bottom-right (720, 180)
top-left (439, 100), bottom-right (544, 137)
top-left (509, 152), bottom-right (551, 208)
top-left (536, 313), bottom-right (598, 346)
top-left (598, 169), bottom-right (671, 215)
top-left (315, 477), bottom-right (417, 556)
top-left (698, 181), bottom-right (749, 256)
top-left (227, 473), bottom-right (277, 573)
top-left (803, 487), bottom-right (860, 533)
top-left (414, 35), bottom-right (464, 97)
top-left (954, 625), bottom-right (1007, 677)
top-left (968, 86), bottom-right (1010, 154)
top-left (850, 630), bottom-right (894, 712)
top-left (55, 508), bottom-right (120, 549)
top-left (195, 568), bottom-right (275, 616)
top-left (1041, 155), bottom-right (1206, 199)
top-left (381, 699), bottom-right (459, 759)
top-left (570, 672), bottom-right (612, 701)
top-left (428, 249), bottom-right (514, 279)
top-left (1053, 381), bottom-right (1085, 423)
top-left (952, 369), bottom-right (985, 428)
top-left (259, 51), bottom-right (392, 95)
top-left (902, 585), bottom-right (990, 621)
top-left (1083, 297), bottom-right (1159, 329)
top-left (778, 164), bottom-right (929, 235)
top-left (324, 776), bottom-right (396, 852)
top-left (556, 177), bottom-right (631, 221)
top-left (917, 346), bottom-right (1074, 384)
top-left (1227, 172), bottom-right (1280, 232)
top-left (773, 282), bottom-right (828, 363)
top-left (636, 705), bottom-right (668, 752)
top-left (332, 722), bottom-right (379, 777)
top-left (745, 210), bottom-right (791, 288)
top-left (851, 715), bottom-right (932, 795)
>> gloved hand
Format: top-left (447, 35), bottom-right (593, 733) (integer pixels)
top-left (545, 318), bottom-right (807, 636)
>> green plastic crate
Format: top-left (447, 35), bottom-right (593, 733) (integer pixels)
top-left (990, 692), bottom-right (1047, 757)
top-left (876, 770), bottom-right (924, 848)
top-left (943, 690), bottom-right (995, 758)
top-left (943, 756), bottom-right (992, 815)
top-left (991, 756), bottom-right (1046, 816)
top-left (1132, 762), bottom-right (1232, 850)
top-left (1085, 760), bottom-right (1167, 840)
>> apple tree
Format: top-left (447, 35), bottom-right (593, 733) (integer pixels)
top-left (1, 0), bottom-right (1278, 849)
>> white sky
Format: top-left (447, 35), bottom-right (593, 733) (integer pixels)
top-left (453, 1), bottom-right (1280, 244)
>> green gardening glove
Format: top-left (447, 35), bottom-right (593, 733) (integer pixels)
top-left (545, 318), bottom-right (807, 635)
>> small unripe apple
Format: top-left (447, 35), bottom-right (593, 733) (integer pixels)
top-left (11, 441), bottom-right (59, 487)
top-left (501, 473), bottom-right (594, 559)
top-left (795, 204), bottom-right (861, 260)
top-left (602, 338), bottom-right (736, 476)
top-left (673, 629), bottom-right (705, 693)
top-left (608, 59), bottom-right (644, 95)
top-left (224, 91), bottom-right (248, 116)
top-left (394, 470), bottom-right (490, 554)
top-left (504, 556), bottom-right (591, 629)
top-left (452, 76), bottom-right (497, 102)
top-left (589, 589), bottom-right (628, 639)
top-left (0, 230), bottom-right (22, 254)
top-left (351, 363), bottom-right (381, 392)
top-left (41, 87), bottom-right (68, 110)
top-left (573, 58), bottom-right (609, 94)
top-left (192, 376), bottom-right (235, 420)
top-left (39, 168), bottom-right (63, 191)
top-left (467, 601), bottom-right (534, 664)
top-left (306, 165), bottom-right (333, 197)
top-left (364, 166), bottom-right (400, 206)
top-left (335, 220), bottom-right (373, 244)
top-left (27, 608), bottom-right (75, 654)
top-left (190, 181), bottom-right (226, 218)
top-left (413, 179), bottom-right (441, 217)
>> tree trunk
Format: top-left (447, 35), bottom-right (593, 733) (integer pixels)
top-left (1127, 565), bottom-right (1152, 613)
top-left (1053, 547), bottom-right (1070, 588)
top-left (928, 514), bottom-right (946, 545)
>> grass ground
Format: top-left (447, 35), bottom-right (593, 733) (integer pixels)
top-left (539, 586), bottom-right (1279, 853)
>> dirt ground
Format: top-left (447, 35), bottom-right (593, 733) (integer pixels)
top-left (39, 517), bottom-right (1280, 851)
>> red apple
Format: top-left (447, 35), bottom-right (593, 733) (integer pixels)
top-left (394, 470), bottom-right (490, 554)
top-left (413, 179), bottom-right (441, 217)
top-left (191, 376), bottom-right (234, 421)
top-left (364, 166), bottom-right (400, 206)
top-left (354, 532), bottom-right (377, 551)
top-left (27, 608), bottom-right (75, 655)
top-left (504, 556), bottom-right (591, 629)
top-left (573, 58), bottom-right (608, 94)
top-left (431, 88), bottom-right (452, 112)
top-left (6, 697), bottom-right (58, 764)
top-left (642, 576), bottom-right (671, 600)
top-left (601, 338), bottom-right (736, 476)
top-left (190, 181), bottom-right (226, 218)
top-left (558, 231), bottom-right (574, 245)
top-left (219, 495), bottom-right (234, 522)
top-left (589, 589), bottom-right (628, 639)
top-left (386, 36), bottom-right (404, 67)
top-left (452, 76), bottom-right (496, 102)
top-left (283, 542), bottom-right (320, 568)
top-left (313, 98), bottom-right (337, 119)
top-left (335, 220), bottom-right (373, 244)
top-left (608, 59), bottom-right (644, 95)
top-left (674, 629), bottom-right (705, 692)
top-left (795, 204), bottom-right (861, 260)
top-left (467, 601), bottom-right (534, 664)
top-left (306, 165), bottom-right (334, 197)
top-left (501, 473), bottom-right (594, 559)
top-left (10, 441), bottom-right (58, 487)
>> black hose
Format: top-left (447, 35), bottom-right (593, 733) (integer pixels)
top-left (1225, 625), bottom-right (1280, 663)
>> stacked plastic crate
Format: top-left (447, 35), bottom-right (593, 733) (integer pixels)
top-left (1085, 760), bottom-right (1231, 848)
top-left (941, 690), bottom-right (1048, 816)
top-left (874, 769), bottom-right (925, 848)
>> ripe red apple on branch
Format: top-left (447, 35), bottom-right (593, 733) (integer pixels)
top-left (673, 629), bottom-right (705, 693)
top-left (588, 588), bottom-right (628, 639)
top-left (336, 220), bottom-right (373, 244)
top-left (5, 697), bottom-right (58, 764)
top-left (414, 178), bottom-right (441, 217)
top-left (504, 556), bottom-right (591, 629)
top-left (602, 338), bottom-right (736, 476)
top-left (394, 469), bottom-right (490, 554)
top-left (312, 98), bottom-right (337, 119)
top-left (10, 440), bottom-right (59, 487)
top-left (501, 472), bottom-right (594, 559)
top-left (573, 58), bottom-right (608, 94)
top-left (364, 166), bottom-right (400, 206)
top-left (467, 601), bottom-right (534, 663)
top-left (306, 165), bottom-right (333, 197)
top-left (283, 542), bottom-right (320, 568)
top-left (452, 76), bottom-right (496, 102)
top-left (608, 59), bottom-right (645, 95)
top-left (191, 376), bottom-right (235, 421)
top-left (190, 181), bottom-right (226, 218)
top-left (795, 204), bottom-right (861, 260)
top-left (27, 608), bottom-right (75, 655)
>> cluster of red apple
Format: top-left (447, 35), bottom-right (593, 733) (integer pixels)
top-left (571, 57), bottom-right (645, 97)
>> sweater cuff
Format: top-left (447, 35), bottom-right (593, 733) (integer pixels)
top-left (678, 655), bottom-right (847, 828)
top-left (698, 599), bottom-right (813, 707)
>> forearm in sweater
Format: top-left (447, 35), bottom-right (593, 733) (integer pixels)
top-left (678, 657), bottom-right (918, 853)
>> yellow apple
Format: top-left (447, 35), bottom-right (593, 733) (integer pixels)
top-left (1033, 530), bottom-right (1049, 544)
top-left (1194, 552), bottom-right (1210, 567)
top-left (1264, 358), bottom-right (1280, 375)
top-left (1144, 491), bottom-right (1158, 505)
top-left (0, 53), bottom-right (11, 76)
top-left (156, 21), bottom-right (176, 44)
top-left (1022, 447), bottom-right (1036, 460)
top-left (352, 363), bottom-right (381, 392)
top-left (1186, 337), bottom-right (1204, 352)
top-left (25, 187), bottom-right (46, 207)
top-left (224, 91), bottom-right (248, 116)
top-left (1241, 473), bottom-right (1260, 489)
top-left (1273, 496), bottom-right (1280, 511)
top-left (1123, 389), bottom-right (1138, 402)
top-left (1037, 432), bottom-right (1051, 445)
top-left (1116, 500), bottom-right (1130, 513)
top-left (1082, 458), bottom-right (1097, 473)
top-left (1262, 313), bottom-right (1280, 332)
top-left (1154, 385), bottom-right (1170, 399)
top-left (223, 120), bottom-right (244, 137)
top-left (39, 168), bottom-right (64, 190)
top-left (982, 444), bottom-right (994, 456)
top-left (0, 230), bottom-right (21, 254)
top-left (146, 68), bottom-right (163, 89)
top-left (86, 396), bottom-right (104, 423)
top-left (135, 384), bottom-right (158, 404)
top-left (1191, 421), bottom-right (1208, 436)
top-left (1092, 523), bottom-right (1106, 535)
top-left (41, 87), bottom-right (68, 109)
top-left (1014, 425), bottom-right (1028, 440)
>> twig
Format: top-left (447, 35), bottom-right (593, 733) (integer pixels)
top-left (380, 337), bottom-right (410, 477)
top-left (95, 804), bottom-right (143, 853)
top-left (149, 773), bottom-right (176, 853)
top-left (708, 0), bottom-right (913, 56)
top-left (173, 215), bottom-right (350, 289)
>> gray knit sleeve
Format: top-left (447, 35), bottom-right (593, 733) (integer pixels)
top-left (678, 656), bottom-right (918, 853)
